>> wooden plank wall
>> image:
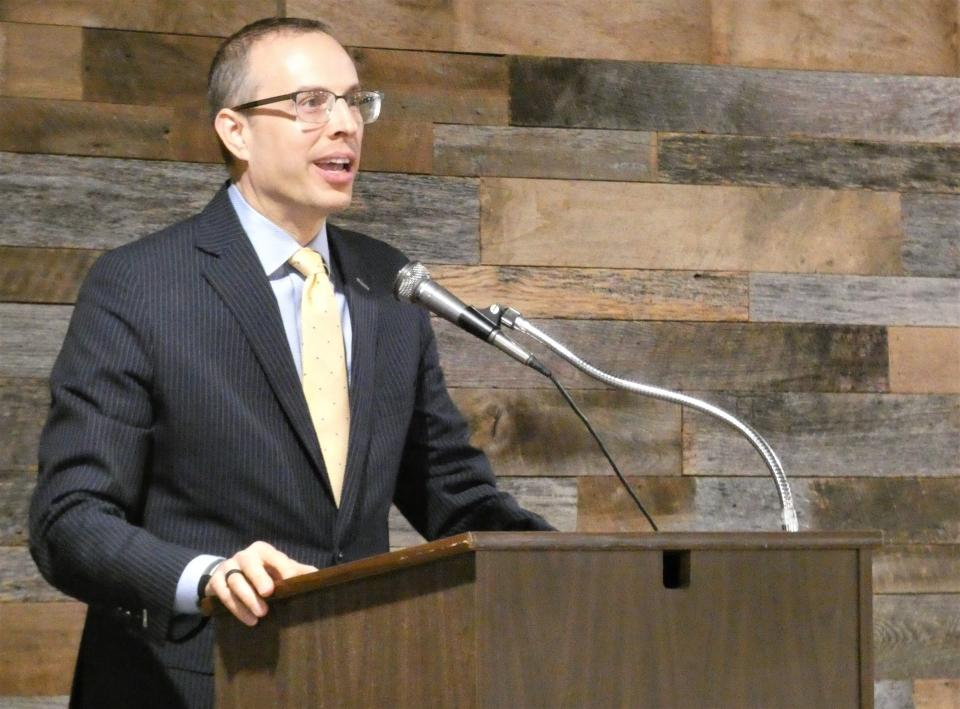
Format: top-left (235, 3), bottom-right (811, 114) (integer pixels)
top-left (0, 1), bottom-right (958, 706)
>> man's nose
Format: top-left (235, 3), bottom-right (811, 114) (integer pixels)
top-left (326, 97), bottom-right (360, 135)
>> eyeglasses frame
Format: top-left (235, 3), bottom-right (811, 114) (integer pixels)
top-left (230, 88), bottom-right (383, 125)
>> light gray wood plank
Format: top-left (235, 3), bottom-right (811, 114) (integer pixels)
top-left (750, 273), bottom-right (960, 326)
top-left (0, 471), bottom-right (32, 546)
top-left (873, 680), bottom-right (914, 709)
top-left (875, 594), bottom-right (960, 680)
top-left (0, 548), bottom-right (66, 603)
top-left (0, 305), bottom-right (71, 379)
top-left (0, 697), bottom-right (69, 709)
top-left (683, 393), bottom-right (960, 477)
top-left (875, 545), bottom-right (960, 594)
top-left (434, 125), bottom-right (656, 181)
top-left (0, 379), bottom-right (47, 472)
top-left (510, 58), bottom-right (960, 143)
top-left (901, 193), bottom-right (960, 278)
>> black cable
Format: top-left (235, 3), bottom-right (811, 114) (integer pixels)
top-left (545, 370), bottom-right (658, 531)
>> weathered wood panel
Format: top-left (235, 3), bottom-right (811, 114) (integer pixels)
top-left (433, 125), bottom-right (657, 181)
top-left (450, 388), bottom-right (680, 477)
top-left (0, 379), bottom-right (47, 472)
top-left (914, 679), bottom-right (960, 708)
top-left (0, 22), bottom-right (82, 100)
top-left (509, 58), bottom-right (960, 143)
top-left (362, 120), bottom-right (434, 175)
top-left (578, 476), bottom-right (960, 543)
top-left (901, 193), bottom-right (960, 278)
top-left (0, 248), bottom-right (102, 305)
top-left (427, 265), bottom-right (748, 321)
top-left (0, 548), bottom-right (65, 603)
top-left (683, 393), bottom-right (960, 477)
top-left (888, 327), bottom-right (960, 395)
top-left (750, 274), bottom-right (960, 327)
top-left (657, 133), bottom-right (960, 193)
top-left (436, 319), bottom-right (888, 393)
top-left (710, 0), bottom-right (959, 76)
top-left (0, 601), bottom-right (84, 695)
top-left (292, 0), bottom-right (713, 63)
top-left (874, 681), bottom-right (914, 709)
top-left (875, 594), bottom-right (960, 680)
top-left (0, 0), bottom-right (272, 36)
top-left (0, 697), bottom-right (68, 708)
top-left (0, 471), bottom-right (32, 546)
top-left (0, 305), bottom-right (71, 379)
top-left (875, 545), bottom-right (960, 594)
top-left (480, 178), bottom-right (902, 274)
top-left (0, 153), bottom-right (479, 262)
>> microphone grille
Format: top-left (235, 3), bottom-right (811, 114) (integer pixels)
top-left (394, 261), bottom-right (432, 302)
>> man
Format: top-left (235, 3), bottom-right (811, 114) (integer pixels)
top-left (29, 17), bottom-right (551, 708)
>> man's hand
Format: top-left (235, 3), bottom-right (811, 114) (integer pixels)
top-left (204, 541), bottom-right (317, 626)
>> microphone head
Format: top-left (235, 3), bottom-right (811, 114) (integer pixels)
top-left (394, 261), bottom-right (431, 302)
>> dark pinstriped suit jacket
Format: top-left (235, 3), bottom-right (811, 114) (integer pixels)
top-left (29, 187), bottom-right (551, 707)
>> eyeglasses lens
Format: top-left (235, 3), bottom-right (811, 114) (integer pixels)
top-left (296, 91), bottom-right (382, 125)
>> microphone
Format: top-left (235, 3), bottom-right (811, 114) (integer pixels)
top-left (393, 262), bottom-right (550, 375)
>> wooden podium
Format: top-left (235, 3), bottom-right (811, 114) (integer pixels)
top-left (213, 531), bottom-right (880, 708)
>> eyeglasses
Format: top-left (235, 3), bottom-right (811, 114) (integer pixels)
top-left (231, 89), bottom-right (383, 126)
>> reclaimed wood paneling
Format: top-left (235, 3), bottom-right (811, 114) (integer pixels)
top-left (875, 545), bottom-right (960, 594)
top-left (0, 548), bottom-right (66, 603)
top-left (901, 193), bottom-right (960, 278)
top-left (657, 133), bottom-right (960, 193)
top-left (710, 0), bottom-right (959, 76)
top-left (888, 327), bottom-right (960, 394)
top-left (433, 125), bottom-right (657, 181)
top-left (0, 601), bottom-right (84, 695)
top-left (481, 178), bottom-right (902, 274)
top-left (0, 22), bottom-right (82, 100)
top-left (874, 681), bottom-right (914, 709)
top-left (683, 393), bottom-right (960, 477)
top-left (292, 0), bottom-right (713, 63)
top-left (450, 388), bottom-right (680, 477)
top-left (750, 274), bottom-right (960, 327)
top-left (427, 265), bottom-right (748, 321)
top-left (362, 120), bottom-right (434, 175)
top-left (0, 471), bottom-right (32, 545)
top-left (0, 697), bottom-right (68, 708)
top-left (0, 0), bottom-right (273, 36)
top-left (509, 58), bottom-right (960, 143)
top-left (0, 248), bottom-right (102, 305)
top-left (578, 476), bottom-right (960, 543)
top-left (0, 379), bottom-right (47, 472)
top-left (914, 679), bottom-right (960, 708)
top-left (0, 305), bottom-right (71, 379)
top-left (435, 320), bottom-right (888, 393)
top-left (874, 594), bottom-right (960, 679)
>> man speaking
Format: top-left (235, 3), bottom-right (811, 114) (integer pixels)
top-left (29, 17), bottom-right (551, 708)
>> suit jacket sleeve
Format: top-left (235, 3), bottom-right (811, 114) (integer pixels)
top-left (392, 310), bottom-right (554, 538)
top-left (29, 251), bottom-right (200, 640)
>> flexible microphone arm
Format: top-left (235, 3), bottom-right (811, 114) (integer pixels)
top-left (493, 306), bottom-right (800, 533)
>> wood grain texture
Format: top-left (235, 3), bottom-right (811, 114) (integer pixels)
top-left (888, 327), bottom-right (960, 394)
top-left (874, 681), bottom-right (914, 709)
top-left (0, 22), bottom-right (82, 100)
top-left (435, 319), bottom-right (888, 392)
top-left (750, 274), bottom-right (960, 327)
top-left (0, 248), bottom-right (103, 304)
top-left (292, 0), bottom-right (713, 63)
top-left (874, 594), bottom-right (960, 680)
top-left (874, 545), bottom-right (960, 594)
top-left (683, 393), bottom-right (960, 477)
top-left (0, 697), bottom-right (68, 708)
top-left (450, 388), bottom-right (681, 477)
top-left (901, 193), bottom-right (960, 277)
top-left (0, 548), bottom-right (66, 602)
top-left (427, 265), bottom-right (748, 321)
top-left (0, 305), bottom-right (72, 379)
top-left (433, 125), bottom-right (657, 181)
top-left (578, 476), bottom-right (960, 543)
top-left (710, 0), bottom-right (959, 76)
top-left (0, 0), bottom-right (274, 35)
top-left (361, 120), bottom-right (434, 175)
top-left (0, 379), bottom-right (47, 472)
top-left (0, 601), bottom-right (84, 695)
top-left (509, 57), bottom-right (960, 143)
top-left (0, 471), bottom-right (32, 545)
top-left (914, 679), bottom-right (960, 708)
top-left (480, 178), bottom-right (902, 274)
top-left (658, 133), bottom-right (960, 193)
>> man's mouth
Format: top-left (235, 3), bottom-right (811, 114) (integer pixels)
top-left (315, 157), bottom-right (352, 172)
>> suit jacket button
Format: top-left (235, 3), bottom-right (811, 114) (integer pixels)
top-left (335, 551), bottom-right (344, 562)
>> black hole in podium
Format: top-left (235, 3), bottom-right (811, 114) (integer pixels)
top-left (662, 550), bottom-right (690, 589)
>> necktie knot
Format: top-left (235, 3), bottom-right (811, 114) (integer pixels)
top-left (289, 247), bottom-right (328, 278)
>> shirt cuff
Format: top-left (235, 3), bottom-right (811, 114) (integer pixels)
top-left (174, 554), bottom-right (224, 614)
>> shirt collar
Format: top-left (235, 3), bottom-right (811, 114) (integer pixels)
top-left (227, 183), bottom-right (331, 277)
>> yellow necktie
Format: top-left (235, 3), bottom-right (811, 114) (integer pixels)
top-left (289, 248), bottom-right (350, 507)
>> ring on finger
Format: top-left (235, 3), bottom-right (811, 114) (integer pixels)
top-left (224, 568), bottom-right (246, 584)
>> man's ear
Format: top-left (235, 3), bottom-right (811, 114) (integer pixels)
top-left (214, 108), bottom-right (251, 163)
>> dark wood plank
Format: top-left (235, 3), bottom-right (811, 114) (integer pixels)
top-left (874, 594), bottom-right (960, 680)
top-left (433, 125), bottom-right (657, 181)
top-left (480, 178), bottom-right (902, 275)
top-left (683, 393), bottom-right (960, 477)
top-left (888, 327), bottom-right (960, 395)
top-left (0, 601), bottom-right (84, 695)
top-left (658, 133), bottom-right (960, 193)
top-left (362, 120), bottom-right (433, 175)
top-left (901, 193), bottom-right (960, 278)
top-left (0, 379), bottom-right (47, 473)
top-left (0, 248), bottom-right (103, 304)
top-left (750, 273), bottom-right (960, 327)
top-left (509, 57), bottom-right (960, 143)
top-left (0, 305), bottom-right (72, 379)
top-left (578, 476), bottom-right (960, 543)
top-left (0, 470), bottom-right (33, 545)
top-left (0, 22), bottom-right (82, 100)
top-left (427, 265), bottom-right (748, 321)
top-left (435, 320), bottom-right (888, 393)
top-left (0, 547), bottom-right (67, 602)
top-left (874, 545), bottom-right (960, 594)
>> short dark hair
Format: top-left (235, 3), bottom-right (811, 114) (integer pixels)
top-left (207, 17), bottom-right (334, 164)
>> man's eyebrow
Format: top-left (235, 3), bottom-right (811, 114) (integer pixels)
top-left (296, 83), bottom-right (362, 93)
